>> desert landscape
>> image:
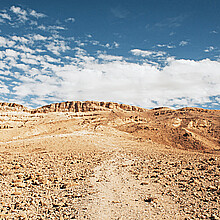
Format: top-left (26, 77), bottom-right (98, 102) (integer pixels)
top-left (0, 101), bottom-right (219, 219)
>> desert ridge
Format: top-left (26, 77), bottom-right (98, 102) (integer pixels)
top-left (0, 101), bottom-right (146, 113)
top-left (0, 101), bottom-right (219, 219)
top-left (0, 101), bottom-right (219, 153)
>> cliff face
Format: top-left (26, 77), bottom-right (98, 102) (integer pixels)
top-left (32, 101), bottom-right (146, 113)
top-left (0, 102), bottom-right (29, 112)
top-left (0, 101), bottom-right (146, 113)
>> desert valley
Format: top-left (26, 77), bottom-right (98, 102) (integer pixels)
top-left (0, 101), bottom-right (219, 219)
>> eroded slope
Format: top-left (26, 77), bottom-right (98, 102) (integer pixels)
top-left (0, 103), bottom-right (219, 219)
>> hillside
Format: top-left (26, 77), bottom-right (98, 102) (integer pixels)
top-left (0, 101), bottom-right (219, 219)
top-left (1, 101), bottom-right (219, 153)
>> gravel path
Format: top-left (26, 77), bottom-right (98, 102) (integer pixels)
top-left (80, 150), bottom-right (181, 220)
top-left (0, 109), bottom-right (219, 219)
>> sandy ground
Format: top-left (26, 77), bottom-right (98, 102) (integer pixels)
top-left (0, 110), bottom-right (219, 219)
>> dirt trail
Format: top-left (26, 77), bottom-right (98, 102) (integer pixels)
top-left (80, 150), bottom-right (181, 220)
top-left (0, 109), bottom-right (219, 219)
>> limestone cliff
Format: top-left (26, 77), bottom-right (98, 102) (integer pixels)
top-left (0, 102), bottom-right (29, 112)
top-left (32, 101), bottom-right (146, 113)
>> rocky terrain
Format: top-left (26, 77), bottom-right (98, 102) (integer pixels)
top-left (0, 101), bottom-right (219, 219)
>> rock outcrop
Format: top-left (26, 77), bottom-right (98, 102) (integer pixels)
top-left (0, 101), bottom-right (145, 113)
top-left (32, 101), bottom-right (146, 113)
top-left (0, 102), bottom-right (30, 112)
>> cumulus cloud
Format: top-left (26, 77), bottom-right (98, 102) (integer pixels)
top-left (131, 49), bottom-right (153, 57)
top-left (45, 41), bottom-right (70, 55)
top-left (11, 36), bottom-right (29, 44)
top-left (9, 48), bottom-right (220, 109)
top-left (9, 6), bottom-right (46, 24)
top-left (10, 6), bottom-right (28, 22)
top-left (0, 13), bottom-right (11, 21)
top-left (0, 36), bottom-right (16, 47)
top-left (0, 6), bottom-right (219, 109)
top-left (30, 9), bottom-right (46, 18)
top-left (14, 45), bottom-right (35, 54)
top-left (4, 49), bottom-right (20, 59)
top-left (4, 32), bottom-right (218, 109)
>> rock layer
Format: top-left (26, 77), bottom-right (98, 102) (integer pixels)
top-left (0, 102), bottom-right (29, 112)
top-left (33, 101), bottom-right (146, 113)
top-left (0, 101), bottom-right (145, 113)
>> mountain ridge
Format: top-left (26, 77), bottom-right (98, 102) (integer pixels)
top-left (0, 101), bottom-right (219, 113)
top-left (0, 100), bottom-right (219, 153)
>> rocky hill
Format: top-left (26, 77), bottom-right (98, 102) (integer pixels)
top-left (0, 101), bottom-right (145, 113)
top-left (0, 102), bottom-right (29, 112)
top-left (115, 107), bottom-right (220, 153)
top-left (0, 101), bottom-right (219, 219)
top-left (33, 101), bottom-right (146, 113)
top-left (0, 101), bottom-right (219, 153)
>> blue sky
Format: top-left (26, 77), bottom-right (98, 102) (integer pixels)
top-left (0, 0), bottom-right (219, 109)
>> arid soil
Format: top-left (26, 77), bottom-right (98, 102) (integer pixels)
top-left (0, 101), bottom-right (219, 219)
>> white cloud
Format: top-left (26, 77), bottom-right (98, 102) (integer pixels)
top-left (0, 9), bottom-right (218, 109)
top-left (131, 49), bottom-right (166, 57)
top-left (98, 53), bottom-right (123, 61)
top-left (157, 44), bottom-right (175, 49)
top-left (210, 30), bottom-right (218, 34)
top-left (38, 25), bottom-right (66, 32)
top-left (14, 63), bottom-right (29, 72)
top-left (131, 49), bottom-right (153, 57)
top-left (204, 46), bottom-right (215, 53)
top-left (75, 40), bottom-right (85, 47)
top-left (30, 10), bottom-right (46, 18)
top-left (20, 57), bottom-right (39, 65)
top-left (65, 17), bottom-right (75, 23)
top-left (30, 20), bottom-right (38, 26)
top-left (179, 41), bottom-right (188, 46)
top-left (37, 25), bottom-right (46, 30)
top-left (0, 13), bottom-right (11, 20)
top-left (14, 45), bottom-right (35, 54)
top-left (28, 34), bottom-right (47, 41)
top-left (48, 25), bottom-right (66, 30)
top-left (10, 6), bottom-right (28, 22)
top-left (11, 36), bottom-right (29, 44)
top-left (113, 42), bottom-right (120, 48)
top-left (0, 51), bottom-right (4, 60)
top-left (0, 36), bottom-right (16, 47)
top-left (0, 82), bottom-right (9, 93)
top-left (4, 49), bottom-right (20, 59)
top-left (10, 50), bottom-right (220, 109)
top-left (103, 42), bottom-right (120, 49)
top-left (44, 55), bottom-right (60, 63)
top-left (45, 41), bottom-right (70, 55)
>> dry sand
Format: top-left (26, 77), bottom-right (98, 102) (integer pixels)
top-left (0, 103), bottom-right (219, 219)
